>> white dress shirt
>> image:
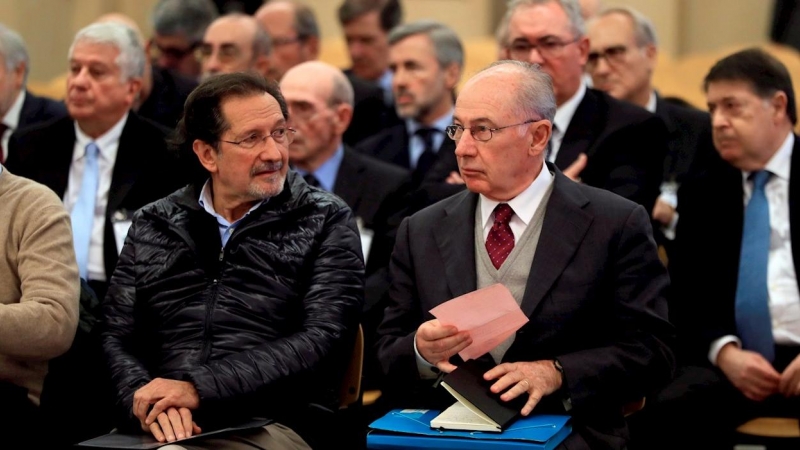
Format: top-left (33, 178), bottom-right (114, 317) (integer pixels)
top-left (1, 90), bottom-right (25, 160)
top-left (548, 82), bottom-right (587, 163)
top-left (709, 131), bottom-right (800, 364)
top-left (414, 163), bottom-right (555, 377)
top-left (406, 109), bottom-right (454, 170)
top-left (63, 113), bottom-right (129, 282)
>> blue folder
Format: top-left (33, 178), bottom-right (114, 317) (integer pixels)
top-left (367, 409), bottom-right (572, 450)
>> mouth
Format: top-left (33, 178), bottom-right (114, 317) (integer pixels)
top-left (251, 163), bottom-right (283, 177)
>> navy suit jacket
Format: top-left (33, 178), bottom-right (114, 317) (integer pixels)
top-left (6, 112), bottom-right (185, 279)
top-left (18, 90), bottom-right (68, 130)
top-left (376, 163), bottom-right (674, 449)
top-left (672, 135), bottom-right (800, 363)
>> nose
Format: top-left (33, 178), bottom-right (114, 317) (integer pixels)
top-left (526, 47), bottom-right (545, 65)
top-left (593, 55), bottom-right (611, 75)
top-left (203, 50), bottom-right (222, 74)
top-left (258, 136), bottom-right (284, 161)
top-left (710, 109), bottom-right (728, 129)
top-left (69, 67), bottom-right (90, 88)
top-left (157, 54), bottom-right (174, 70)
top-left (454, 132), bottom-right (477, 158)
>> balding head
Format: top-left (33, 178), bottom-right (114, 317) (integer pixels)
top-left (280, 61), bottom-right (354, 172)
top-left (199, 14), bottom-right (272, 80)
top-left (256, 1), bottom-right (320, 80)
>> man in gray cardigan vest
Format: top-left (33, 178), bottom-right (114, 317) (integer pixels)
top-left (375, 60), bottom-right (674, 450)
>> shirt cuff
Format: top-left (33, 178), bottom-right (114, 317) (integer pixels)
top-left (709, 335), bottom-right (741, 366)
top-left (659, 183), bottom-right (679, 208)
top-left (661, 211), bottom-right (679, 241)
top-left (413, 332), bottom-right (442, 379)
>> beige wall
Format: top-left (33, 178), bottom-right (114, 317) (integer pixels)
top-left (0, 0), bottom-right (776, 84)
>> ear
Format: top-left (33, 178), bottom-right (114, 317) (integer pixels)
top-left (12, 62), bottom-right (25, 91)
top-left (332, 103), bottom-right (354, 134)
top-left (193, 139), bottom-right (219, 174)
top-left (528, 119), bottom-right (552, 158)
top-left (771, 90), bottom-right (789, 123)
top-left (443, 62), bottom-right (461, 90)
top-left (304, 36), bottom-right (320, 60)
top-left (126, 77), bottom-right (143, 104)
top-left (255, 55), bottom-right (271, 80)
top-left (576, 36), bottom-right (590, 66)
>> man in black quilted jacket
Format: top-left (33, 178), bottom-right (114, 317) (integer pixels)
top-left (99, 72), bottom-right (364, 449)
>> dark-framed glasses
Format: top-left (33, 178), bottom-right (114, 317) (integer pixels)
top-left (195, 43), bottom-right (242, 63)
top-left (221, 128), bottom-right (296, 149)
top-left (445, 119), bottom-right (541, 142)
top-left (586, 45), bottom-right (628, 71)
top-left (506, 37), bottom-right (580, 60)
top-left (148, 39), bottom-right (200, 61)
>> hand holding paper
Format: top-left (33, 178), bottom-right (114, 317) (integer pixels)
top-left (430, 284), bottom-right (529, 361)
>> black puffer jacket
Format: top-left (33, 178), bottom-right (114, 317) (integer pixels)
top-left (101, 171), bottom-right (364, 432)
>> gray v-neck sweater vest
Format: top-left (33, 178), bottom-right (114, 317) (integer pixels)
top-left (474, 183), bottom-right (554, 363)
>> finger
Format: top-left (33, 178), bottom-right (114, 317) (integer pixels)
top-left (419, 332), bottom-right (472, 362)
top-left (484, 363), bottom-right (515, 380)
top-left (133, 395), bottom-right (148, 423)
top-left (147, 398), bottom-right (171, 425)
top-left (435, 361), bottom-right (458, 373)
top-left (167, 408), bottom-right (185, 440)
top-left (149, 422), bottom-right (166, 443)
top-left (192, 421), bottom-right (202, 435)
top-left (179, 407), bottom-right (193, 438)
top-left (157, 412), bottom-right (176, 442)
top-left (418, 321), bottom-right (461, 341)
top-left (489, 372), bottom-right (523, 395)
top-left (521, 390), bottom-right (543, 416)
top-left (501, 379), bottom-right (531, 402)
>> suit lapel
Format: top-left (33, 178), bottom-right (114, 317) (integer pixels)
top-left (520, 168), bottom-right (593, 317)
top-left (433, 192), bottom-right (479, 298)
top-left (790, 135), bottom-right (800, 291)
top-left (556, 89), bottom-right (603, 169)
top-left (333, 148), bottom-right (365, 213)
top-left (106, 114), bottom-right (139, 215)
top-left (46, 118), bottom-right (77, 198)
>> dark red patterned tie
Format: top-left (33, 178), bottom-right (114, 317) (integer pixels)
top-left (486, 203), bottom-right (515, 269)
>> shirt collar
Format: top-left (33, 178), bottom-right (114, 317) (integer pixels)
top-left (2, 89), bottom-right (25, 130)
top-left (479, 162), bottom-right (554, 229)
top-left (294, 144), bottom-right (345, 192)
top-left (554, 81), bottom-right (587, 134)
top-left (645, 91), bottom-right (657, 113)
top-left (73, 112), bottom-right (129, 161)
top-left (743, 131), bottom-right (794, 183)
top-left (406, 108), bottom-right (454, 136)
top-left (378, 70), bottom-right (393, 94)
top-left (198, 178), bottom-right (266, 226)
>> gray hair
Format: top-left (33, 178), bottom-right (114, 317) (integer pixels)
top-left (0, 24), bottom-right (29, 85)
top-left (337, 0), bottom-right (402, 32)
top-left (330, 71), bottom-right (355, 107)
top-left (498, 0), bottom-right (585, 47)
top-left (388, 20), bottom-right (464, 69)
top-left (293, 2), bottom-right (320, 39)
top-left (251, 18), bottom-right (273, 57)
top-left (596, 6), bottom-right (658, 47)
top-left (70, 22), bottom-right (146, 81)
top-left (477, 60), bottom-right (556, 123)
top-left (152, 0), bottom-right (218, 43)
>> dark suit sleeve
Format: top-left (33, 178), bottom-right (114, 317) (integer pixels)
top-left (582, 115), bottom-right (668, 215)
top-left (557, 205), bottom-right (675, 409)
top-left (374, 217), bottom-right (428, 385)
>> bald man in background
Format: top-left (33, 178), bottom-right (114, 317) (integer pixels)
top-left (198, 13), bottom-right (271, 80)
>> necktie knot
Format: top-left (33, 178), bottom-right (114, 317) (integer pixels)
top-left (493, 203), bottom-right (514, 226)
top-left (85, 142), bottom-right (99, 161)
top-left (751, 170), bottom-right (771, 192)
top-left (303, 172), bottom-right (321, 188)
top-left (415, 127), bottom-right (438, 151)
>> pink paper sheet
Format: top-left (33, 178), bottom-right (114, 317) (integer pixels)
top-left (429, 283), bottom-right (529, 361)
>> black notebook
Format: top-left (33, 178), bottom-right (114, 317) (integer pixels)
top-left (431, 359), bottom-right (523, 432)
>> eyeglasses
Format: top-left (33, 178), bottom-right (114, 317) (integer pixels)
top-left (221, 128), bottom-right (296, 149)
top-left (286, 100), bottom-right (323, 122)
top-left (195, 43), bottom-right (242, 64)
top-left (506, 37), bottom-right (580, 60)
top-left (586, 45), bottom-right (628, 71)
top-left (148, 40), bottom-right (200, 61)
top-left (272, 36), bottom-right (304, 47)
top-left (445, 119), bottom-right (541, 142)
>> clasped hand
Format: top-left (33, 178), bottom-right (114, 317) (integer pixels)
top-left (132, 378), bottom-right (202, 443)
top-left (718, 344), bottom-right (800, 401)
